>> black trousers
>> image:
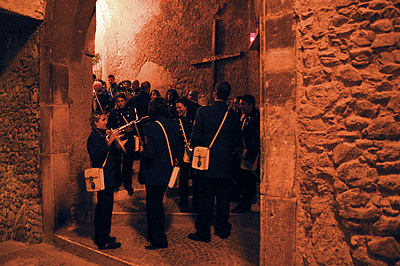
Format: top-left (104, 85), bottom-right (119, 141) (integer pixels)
top-left (236, 169), bottom-right (257, 209)
top-left (121, 149), bottom-right (135, 189)
top-left (179, 162), bottom-right (190, 204)
top-left (94, 187), bottom-right (114, 245)
top-left (145, 184), bottom-right (168, 245)
top-left (195, 177), bottom-right (232, 237)
top-left (179, 163), bottom-right (199, 208)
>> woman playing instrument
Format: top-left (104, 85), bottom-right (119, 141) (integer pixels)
top-left (87, 111), bottom-right (122, 250)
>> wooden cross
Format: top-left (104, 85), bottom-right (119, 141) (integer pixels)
top-left (191, 18), bottom-right (243, 101)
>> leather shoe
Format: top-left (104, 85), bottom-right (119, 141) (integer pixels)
top-left (145, 243), bottom-right (168, 250)
top-left (188, 232), bottom-right (211, 243)
top-left (95, 236), bottom-right (116, 246)
top-left (98, 241), bottom-right (121, 250)
top-left (214, 232), bottom-right (230, 239)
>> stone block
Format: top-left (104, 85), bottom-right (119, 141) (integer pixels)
top-left (262, 106), bottom-right (296, 197)
top-left (264, 0), bottom-right (293, 15)
top-left (40, 105), bottom-right (69, 154)
top-left (336, 160), bottom-right (379, 188)
top-left (262, 71), bottom-right (295, 105)
top-left (260, 196), bottom-right (296, 266)
top-left (265, 14), bottom-right (295, 49)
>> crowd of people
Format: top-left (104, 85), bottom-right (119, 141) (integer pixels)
top-left (87, 75), bottom-right (260, 250)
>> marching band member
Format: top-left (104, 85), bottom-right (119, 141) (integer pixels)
top-left (107, 93), bottom-right (137, 196)
top-left (87, 111), bottom-right (122, 250)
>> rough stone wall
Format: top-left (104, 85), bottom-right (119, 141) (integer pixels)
top-left (295, 0), bottom-right (400, 264)
top-left (0, 29), bottom-right (42, 243)
top-left (96, 0), bottom-right (259, 105)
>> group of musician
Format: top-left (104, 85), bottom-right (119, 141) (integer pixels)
top-left (87, 75), bottom-right (260, 250)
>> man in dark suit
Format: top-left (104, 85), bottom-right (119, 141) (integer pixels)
top-left (126, 81), bottom-right (151, 119)
top-left (107, 93), bottom-right (137, 196)
top-left (188, 81), bottom-right (241, 242)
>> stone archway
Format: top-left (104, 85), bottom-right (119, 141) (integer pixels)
top-left (41, 1), bottom-right (295, 265)
top-left (40, 0), bottom-right (96, 241)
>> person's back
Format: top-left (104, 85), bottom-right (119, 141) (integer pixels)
top-left (126, 81), bottom-right (151, 119)
top-left (191, 103), bottom-right (241, 179)
top-left (188, 80), bottom-right (241, 243)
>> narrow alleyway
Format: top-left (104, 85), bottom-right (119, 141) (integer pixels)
top-left (54, 163), bottom-right (260, 265)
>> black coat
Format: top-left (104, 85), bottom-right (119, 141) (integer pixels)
top-left (190, 101), bottom-right (241, 179)
top-left (126, 92), bottom-right (150, 119)
top-left (241, 109), bottom-right (260, 164)
top-left (107, 106), bottom-right (137, 150)
top-left (139, 116), bottom-right (184, 185)
top-left (87, 129), bottom-right (120, 188)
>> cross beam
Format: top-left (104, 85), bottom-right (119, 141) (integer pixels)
top-left (191, 18), bottom-right (244, 101)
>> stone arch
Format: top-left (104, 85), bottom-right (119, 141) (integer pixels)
top-left (40, 2), bottom-right (292, 266)
top-left (40, 0), bottom-right (96, 241)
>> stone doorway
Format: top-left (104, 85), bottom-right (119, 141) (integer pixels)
top-left (40, 0), bottom-right (264, 265)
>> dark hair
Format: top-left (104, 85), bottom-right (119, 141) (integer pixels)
top-left (241, 94), bottom-right (256, 107)
top-left (166, 89), bottom-right (179, 102)
top-left (132, 79), bottom-right (140, 89)
top-left (150, 89), bottom-right (161, 97)
top-left (115, 93), bottom-right (127, 100)
top-left (141, 81), bottom-right (151, 92)
top-left (148, 97), bottom-right (170, 120)
top-left (89, 111), bottom-right (106, 131)
top-left (215, 81), bottom-right (231, 101)
top-left (108, 74), bottom-right (115, 79)
top-left (176, 96), bottom-right (195, 117)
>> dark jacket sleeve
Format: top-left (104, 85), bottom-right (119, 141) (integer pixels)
top-left (190, 106), bottom-right (206, 148)
top-left (87, 131), bottom-right (110, 167)
top-left (141, 124), bottom-right (156, 161)
top-left (242, 114), bottom-right (260, 163)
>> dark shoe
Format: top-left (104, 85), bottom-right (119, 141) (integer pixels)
top-left (231, 205), bottom-right (251, 213)
top-left (145, 243), bottom-right (168, 250)
top-left (95, 236), bottom-right (116, 246)
top-left (214, 232), bottom-right (230, 239)
top-left (126, 187), bottom-right (134, 196)
top-left (98, 241), bottom-right (121, 250)
top-left (188, 232), bottom-right (211, 243)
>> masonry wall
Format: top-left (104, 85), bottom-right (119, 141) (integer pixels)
top-left (0, 29), bottom-right (42, 243)
top-left (96, 0), bottom-right (260, 105)
top-left (295, 0), bottom-right (400, 264)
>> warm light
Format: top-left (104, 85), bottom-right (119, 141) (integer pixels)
top-left (250, 32), bottom-right (257, 43)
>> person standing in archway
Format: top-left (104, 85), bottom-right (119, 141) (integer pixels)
top-left (87, 111), bottom-right (122, 250)
top-left (231, 94), bottom-right (260, 213)
top-left (139, 98), bottom-right (183, 250)
top-left (188, 81), bottom-right (241, 242)
top-left (107, 93), bottom-right (137, 196)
